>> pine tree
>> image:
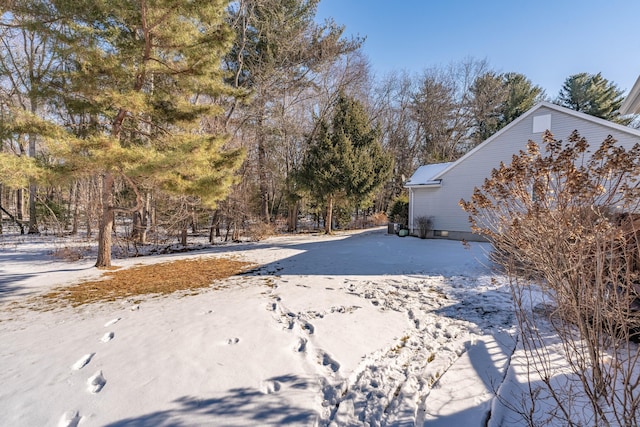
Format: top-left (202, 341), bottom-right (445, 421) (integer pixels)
top-left (557, 72), bottom-right (629, 124)
top-left (470, 72), bottom-right (544, 144)
top-left (501, 72), bottom-right (545, 125)
top-left (3, 0), bottom-right (244, 267)
top-left (299, 94), bottom-right (392, 233)
top-left (333, 95), bottom-right (393, 212)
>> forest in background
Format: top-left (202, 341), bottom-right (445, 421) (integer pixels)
top-left (0, 0), bottom-right (634, 266)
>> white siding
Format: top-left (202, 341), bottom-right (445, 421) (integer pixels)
top-left (411, 105), bottom-right (640, 236)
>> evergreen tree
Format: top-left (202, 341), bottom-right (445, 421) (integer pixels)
top-left (470, 72), bottom-right (544, 144)
top-left (469, 71), bottom-right (507, 144)
top-left (299, 94), bottom-right (392, 233)
top-left (556, 72), bottom-right (630, 124)
top-left (3, 0), bottom-right (244, 267)
top-left (501, 72), bottom-right (545, 125)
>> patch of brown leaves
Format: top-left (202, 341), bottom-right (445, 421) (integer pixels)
top-left (41, 257), bottom-right (255, 308)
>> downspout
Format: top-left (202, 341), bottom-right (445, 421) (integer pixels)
top-left (408, 188), bottom-right (414, 235)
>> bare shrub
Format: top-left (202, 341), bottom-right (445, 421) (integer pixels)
top-left (461, 131), bottom-right (640, 426)
top-left (51, 246), bottom-right (85, 261)
top-left (415, 215), bottom-right (433, 238)
top-left (371, 211), bottom-right (388, 226)
top-left (248, 221), bottom-right (275, 241)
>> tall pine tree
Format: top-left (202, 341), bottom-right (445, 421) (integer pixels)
top-left (557, 72), bottom-right (630, 124)
top-left (3, 0), bottom-right (244, 267)
top-left (299, 93), bottom-right (392, 233)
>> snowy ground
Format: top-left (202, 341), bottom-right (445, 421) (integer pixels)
top-left (0, 227), bottom-right (535, 426)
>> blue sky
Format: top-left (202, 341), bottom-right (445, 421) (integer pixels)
top-left (315, 0), bottom-right (640, 98)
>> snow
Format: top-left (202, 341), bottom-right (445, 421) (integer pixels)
top-left (0, 227), bottom-right (550, 426)
top-left (404, 162), bottom-right (454, 187)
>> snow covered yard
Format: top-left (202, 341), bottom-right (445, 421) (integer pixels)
top-left (0, 228), bottom-right (525, 426)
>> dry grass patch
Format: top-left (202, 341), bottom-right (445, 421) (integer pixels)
top-left (41, 257), bottom-right (255, 308)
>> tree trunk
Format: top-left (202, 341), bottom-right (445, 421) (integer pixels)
top-left (0, 184), bottom-right (3, 235)
top-left (96, 172), bottom-right (115, 268)
top-left (27, 131), bottom-right (38, 234)
top-left (131, 192), bottom-right (149, 244)
top-left (71, 181), bottom-right (80, 235)
top-left (209, 210), bottom-right (220, 243)
top-left (16, 188), bottom-right (24, 221)
top-left (287, 201), bottom-right (298, 232)
top-left (258, 133), bottom-right (270, 223)
top-left (180, 228), bottom-right (188, 247)
top-left (325, 196), bottom-right (333, 234)
top-left (141, 192), bottom-right (150, 243)
top-left (131, 210), bottom-right (143, 242)
top-left (28, 182), bottom-right (38, 234)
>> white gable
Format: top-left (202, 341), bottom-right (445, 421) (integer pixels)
top-left (432, 101), bottom-right (640, 181)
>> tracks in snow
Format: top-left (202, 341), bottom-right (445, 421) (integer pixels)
top-left (58, 314), bottom-right (125, 427)
top-left (264, 273), bottom-right (515, 427)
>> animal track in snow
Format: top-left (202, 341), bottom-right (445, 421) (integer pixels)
top-left (57, 410), bottom-right (81, 427)
top-left (87, 370), bottom-right (106, 393)
top-left (104, 318), bottom-right (121, 327)
top-left (72, 353), bottom-right (95, 370)
top-left (100, 332), bottom-right (115, 343)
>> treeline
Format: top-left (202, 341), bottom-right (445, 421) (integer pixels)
top-left (0, 0), bottom-right (632, 266)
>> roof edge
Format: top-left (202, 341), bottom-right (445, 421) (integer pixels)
top-left (404, 180), bottom-right (442, 189)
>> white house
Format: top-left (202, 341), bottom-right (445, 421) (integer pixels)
top-left (404, 101), bottom-right (640, 241)
top-left (621, 75), bottom-right (640, 115)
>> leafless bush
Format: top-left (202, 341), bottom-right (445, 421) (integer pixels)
top-left (370, 211), bottom-right (388, 226)
top-left (415, 215), bottom-right (433, 238)
top-left (51, 246), bottom-right (85, 261)
top-left (247, 221), bottom-right (274, 241)
top-left (461, 131), bottom-right (640, 426)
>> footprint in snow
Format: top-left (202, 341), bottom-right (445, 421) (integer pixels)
top-left (300, 320), bottom-right (314, 334)
top-left (104, 318), bottom-right (121, 327)
top-left (321, 352), bottom-right (340, 372)
top-left (57, 410), bottom-right (81, 427)
top-left (101, 332), bottom-right (115, 343)
top-left (260, 380), bottom-right (281, 394)
top-left (72, 353), bottom-right (95, 370)
top-left (295, 338), bottom-right (307, 353)
top-left (87, 370), bottom-right (106, 393)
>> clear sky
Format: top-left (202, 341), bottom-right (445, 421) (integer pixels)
top-left (315, 0), bottom-right (640, 98)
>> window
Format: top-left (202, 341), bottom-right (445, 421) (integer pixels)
top-left (433, 230), bottom-right (449, 237)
